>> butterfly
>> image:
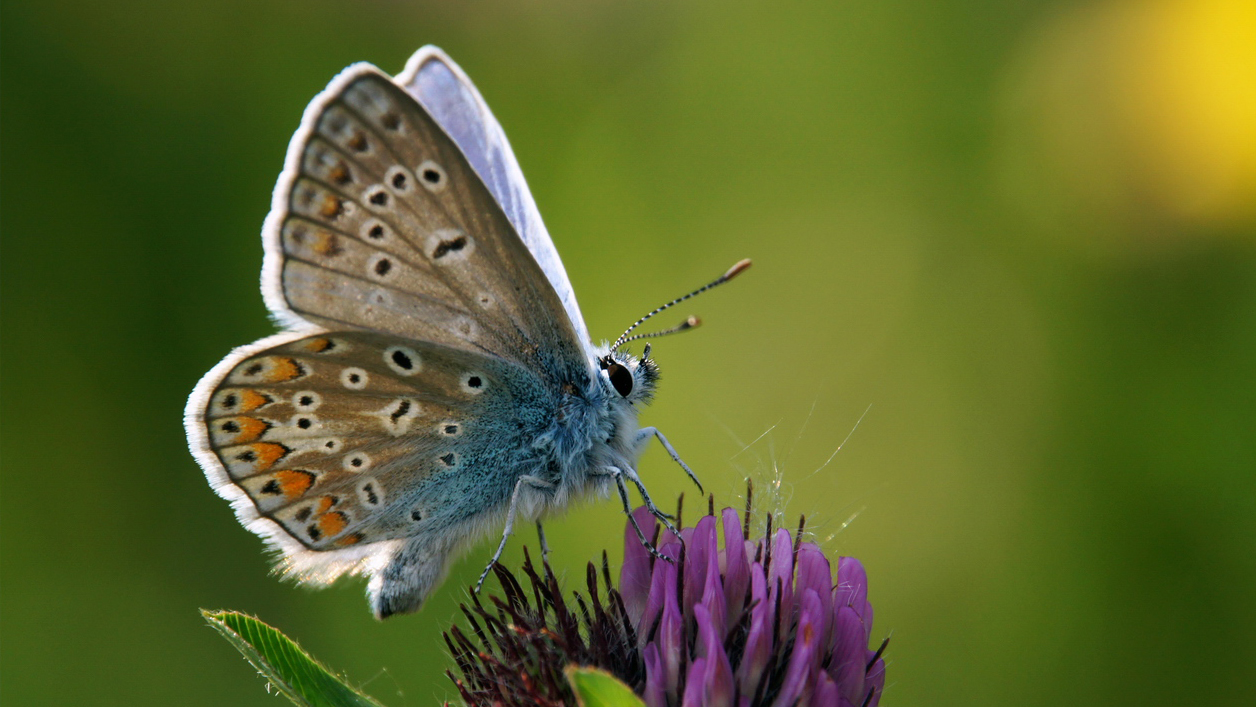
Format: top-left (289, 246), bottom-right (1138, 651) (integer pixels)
top-left (185, 46), bottom-right (750, 619)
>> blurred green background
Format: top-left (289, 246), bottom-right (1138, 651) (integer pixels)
top-left (3, 0), bottom-right (1254, 704)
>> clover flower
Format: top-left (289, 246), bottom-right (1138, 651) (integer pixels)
top-left (445, 492), bottom-right (887, 707)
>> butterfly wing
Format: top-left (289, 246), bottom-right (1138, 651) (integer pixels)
top-left (189, 60), bottom-right (595, 617)
top-left (187, 331), bottom-right (556, 617)
top-left (260, 63), bottom-right (589, 385)
top-left (396, 47), bottom-right (592, 350)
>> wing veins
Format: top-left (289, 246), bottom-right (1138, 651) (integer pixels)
top-left (326, 86), bottom-right (552, 347)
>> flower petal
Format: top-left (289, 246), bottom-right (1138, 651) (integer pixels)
top-left (643, 643), bottom-right (669, 707)
top-left (768, 528), bottom-right (795, 638)
top-left (658, 558), bottom-right (686, 696)
top-left (684, 515), bottom-right (718, 625)
top-left (865, 652), bottom-right (886, 707)
top-left (796, 544), bottom-right (834, 651)
top-left (830, 605), bottom-right (867, 705)
top-left (621, 506), bottom-right (658, 627)
top-left (640, 539), bottom-right (683, 646)
top-left (814, 671), bottom-right (842, 707)
top-left (737, 562), bottom-right (772, 697)
top-left (835, 557), bottom-right (868, 620)
top-left (771, 589), bottom-right (823, 707)
top-left (682, 658), bottom-right (707, 707)
top-left (702, 536), bottom-right (727, 642)
top-left (695, 604), bottom-right (735, 707)
top-left (721, 508), bottom-right (750, 629)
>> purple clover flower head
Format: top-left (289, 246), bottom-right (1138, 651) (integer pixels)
top-left (620, 504), bottom-right (887, 707)
top-left (444, 492), bottom-right (886, 707)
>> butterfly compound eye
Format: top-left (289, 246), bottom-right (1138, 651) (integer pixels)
top-left (606, 362), bottom-right (634, 397)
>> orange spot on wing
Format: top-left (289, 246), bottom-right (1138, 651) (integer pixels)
top-left (312, 231), bottom-right (342, 257)
top-left (327, 163), bottom-right (351, 186)
top-left (261, 357), bottom-right (303, 382)
top-left (249, 443), bottom-right (288, 472)
top-left (317, 512), bottom-right (348, 538)
top-left (303, 337), bottom-right (333, 353)
top-left (237, 389), bottom-right (270, 412)
top-left (275, 470), bottom-right (315, 500)
top-left (228, 417), bottom-right (268, 443)
top-left (335, 533), bottom-right (363, 547)
top-left (319, 194), bottom-right (344, 219)
top-left (315, 495), bottom-right (336, 514)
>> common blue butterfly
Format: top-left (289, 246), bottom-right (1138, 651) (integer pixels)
top-left (185, 46), bottom-right (750, 618)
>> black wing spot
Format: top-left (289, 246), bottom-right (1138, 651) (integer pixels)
top-left (296, 418), bottom-right (312, 429)
top-left (307, 525), bottom-right (322, 541)
top-left (444, 424), bottom-right (458, 435)
top-left (363, 483), bottom-right (379, 505)
top-left (221, 393), bottom-right (238, 410)
top-left (432, 235), bottom-right (468, 259)
top-left (368, 189), bottom-right (389, 206)
top-left (368, 224), bottom-right (385, 240)
top-left (391, 172), bottom-right (407, 189)
top-left (235, 450), bottom-right (256, 462)
top-left (381, 113), bottom-right (401, 130)
top-left (422, 168), bottom-right (441, 184)
top-left (221, 421), bottom-right (240, 433)
top-left (244, 362), bottom-right (264, 376)
top-left (295, 507), bottom-right (313, 522)
top-left (299, 395), bottom-right (314, 406)
top-left (390, 350), bottom-right (413, 370)
top-left (349, 456), bottom-right (364, 468)
top-left (411, 509), bottom-right (422, 522)
top-left (261, 480), bottom-right (281, 495)
top-left (466, 375), bottom-right (482, 389)
top-left (390, 399), bottom-right (411, 423)
top-left (440, 453), bottom-right (456, 467)
top-left (373, 258), bottom-right (392, 277)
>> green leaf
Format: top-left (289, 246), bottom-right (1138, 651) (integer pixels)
top-left (564, 667), bottom-right (647, 707)
top-left (201, 609), bottom-right (386, 707)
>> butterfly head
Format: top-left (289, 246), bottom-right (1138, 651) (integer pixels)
top-left (598, 259), bottom-right (753, 404)
top-left (598, 350), bottom-right (659, 404)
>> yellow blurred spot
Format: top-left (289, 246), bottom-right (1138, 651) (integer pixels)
top-left (1119, 0), bottom-right (1256, 224)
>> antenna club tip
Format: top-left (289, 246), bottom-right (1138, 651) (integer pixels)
top-left (685, 316), bottom-right (702, 328)
top-left (723, 258), bottom-right (753, 281)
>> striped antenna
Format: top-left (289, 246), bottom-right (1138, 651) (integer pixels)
top-left (610, 259), bottom-right (752, 352)
top-left (616, 316), bottom-right (702, 348)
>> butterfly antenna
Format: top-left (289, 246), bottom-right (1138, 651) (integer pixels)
top-left (618, 316), bottom-right (702, 348)
top-left (611, 259), bottom-right (752, 352)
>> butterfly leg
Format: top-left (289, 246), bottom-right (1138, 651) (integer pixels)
top-left (601, 466), bottom-right (678, 564)
top-left (637, 427), bottom-right (703, 494)
top-left (620, 465), bottom-right (684, 536)
top-left (475, 475), bottom-right (553, 593)
top-left (536, 521), bottom-right (550, 562)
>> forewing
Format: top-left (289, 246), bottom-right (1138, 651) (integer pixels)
top-left (397, 47), bottom-right (592, 348)
top-left (262, 64), bottom-right (588, 384)
top-left (188, 331), bottom-right (546, 584)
